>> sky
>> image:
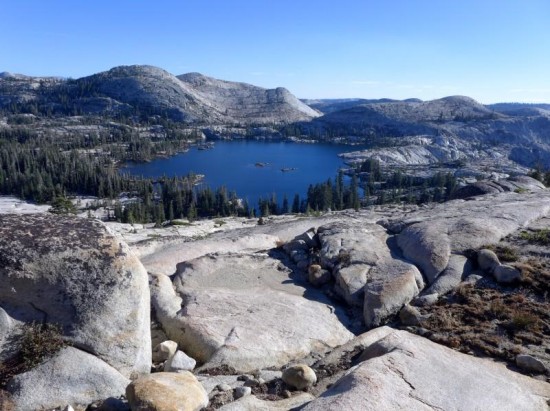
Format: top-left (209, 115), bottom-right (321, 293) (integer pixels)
top-left (1, 0), bottom-right (550, 103)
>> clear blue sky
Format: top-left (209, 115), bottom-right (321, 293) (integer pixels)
top-left (2, 0), bottom-right (549, 103)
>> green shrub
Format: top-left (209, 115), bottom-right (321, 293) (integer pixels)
top-left (19, 322), bottom-right (68, 369)
top-left (519, 229), bottom-right (550, 245)
top-left (0, 322), bottom-right (69, 388)
top-left (49, 197), bottom-right (77, 215)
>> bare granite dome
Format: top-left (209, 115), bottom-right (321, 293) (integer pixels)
top-left (0, 64), bottom-right (319, 125)
top-left (177, 71), bottom-right (320, 123)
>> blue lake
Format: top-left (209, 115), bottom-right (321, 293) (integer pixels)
top-left (121, 140), bottom-right (364, 208)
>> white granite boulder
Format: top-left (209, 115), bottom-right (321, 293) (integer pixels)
top-left (151, 252), bottom-right (353, 373)
top-left (303, 329), bottom-right (550, 410)
top-left (6, 347), bottom-right (130, 410)
top-left (0, 214), bottom-right (151, 378)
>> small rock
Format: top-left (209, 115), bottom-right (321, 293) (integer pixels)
top-left (477, 249), bottom-right (500, 273)
top-left (63, 406), bottom-right (75, 411)
top-left (234, 386), bottom-right (252, 399)
top-left (463, 274), bottom-right (483, 284)
top-left (237, 375), bottom-right (250, 381)
top-left (243, 379), bottom-right (260, 387)
top-left (217, 383), bottom-right (232, 392)
top-left (164, 350), bottom-right (196, 372)
top-left (126, 372), bottom-right (208, 411)
top-left (258, 370), bottom-right (282, 383)
top-left (282, 364), bottom-right (317, 390)
top-left (399, 304), bottom-right (428, 326)
top-left (412, 293), bottom-right (439, 307)
top-left (516, 354), bottom-right (547, 374)
top-left (493, 265), bottom-right (521, 283)
top-left (296, 228), bottom-right (318, 248)
top-left (152, 340), bottom-right (178, 363)
top-left (282, 390), bottom-right (292, 398)
top-left (308, 264), bottom-right (332, 287)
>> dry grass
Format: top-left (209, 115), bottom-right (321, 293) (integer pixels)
top-left (509, 311), bottom-right (540, 332)
top-left (420, 282), bottom-right (549, 362)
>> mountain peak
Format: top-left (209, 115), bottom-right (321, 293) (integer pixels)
top-left (0, 65), bottom-right (319, 124)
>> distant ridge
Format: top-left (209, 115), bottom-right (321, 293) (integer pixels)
top-left (0, 65), bottom-right (320, 125)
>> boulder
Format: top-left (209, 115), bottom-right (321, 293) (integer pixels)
top-left (451, 176), bottom-right (545, 200)
top-left (493, 264), bottom-right (522, 283)
top-left (423, 254), bottom-right (472, 295)
top-left (151, 253), bottom-right (353, 373)
top-left (390, 191), bottom-right (550, 284)
top-left (164, 350), bottom-right (196, 372)
top-left (412, 293), bottom-right (439, 307)
top-left (233, 386), bottom-right (251, 399)
top-left (316, 222), bottom-right (389, 305)
top-left (303, 329), bottom-right (550, 411)
top-left (478, 248), bottom-right (500, 273)
top-left (397, 222), bottom-right (451, 283)
top-left (170, 286), bottom-right (351, 373)
top-left (152, 340), bottom-right (178, 363)
top-left (334, 264), bottom-right (371, 306)
top-left (451, 181), bottom-right (506, 199)
top-left (6, 347), bottom-right (130, 410)
top-left (399, 304), bottom-right (427, 326)
top-left (217, 383), bottom-right (233, 392)
top-left (126, 372), bottom-right (208, 411)
top-left (319, 326), bottom-right (395, 370)
top-left (282, 364), bottom-right (317, 390)
top-left (295, 228), bottom-right (319, 248)
top-left (317, 222), bottom-right (387, 269)
top-left (363, 259), bottom-right (422, 328)
top-left (508, 175), bottom-right (546, 191)
top-left (316, 221), bottom-right (423, 316)
top-left (0, 214), bottom-right (151, 378)
top-left (516, 354), bottom-right (547, 374)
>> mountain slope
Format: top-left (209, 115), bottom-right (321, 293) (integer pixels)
top-left (305, 95), bottom-right (550, 168)
top-left (302, 98), bottom-right (422, 114)
top-left (0, 65), bottom-right (320, 125)
top-left (178, 72), bottom-right (320, 123)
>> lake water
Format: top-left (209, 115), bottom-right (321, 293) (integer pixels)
top-left (121, 140), bottom-right (364, 208)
